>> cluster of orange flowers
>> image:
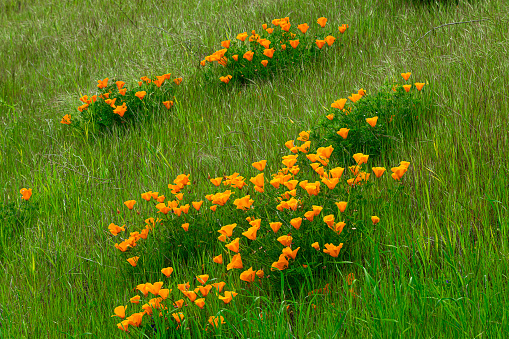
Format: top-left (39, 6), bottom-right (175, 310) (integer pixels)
top-left (113, 268), bottom-right (233, 332)
top-left (61, 74), bottom-right (181, 126)
top-left (201, 16), bottom-right (349, 84)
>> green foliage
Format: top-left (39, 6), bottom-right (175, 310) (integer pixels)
top-left (311, 80), bottom-right (427, 162)
top-left (0, 199), bottom-right (38, 255)
top-left (66, 75), bottom-right (179, 134)
top-left (200, 17), bottom-right (348, 85)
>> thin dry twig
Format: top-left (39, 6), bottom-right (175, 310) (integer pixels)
top-left (415, 19), bottom-right (490, 43)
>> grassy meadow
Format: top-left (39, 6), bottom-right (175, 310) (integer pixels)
top-left (1, 0), bottom-right (508, 337)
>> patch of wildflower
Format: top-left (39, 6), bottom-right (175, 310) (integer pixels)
top-left (200, 16), bottom-right (349, 85)
top-left (62, 74), bottom-right (180, 133)
top-left (311, 74), bottom-right (429, 158)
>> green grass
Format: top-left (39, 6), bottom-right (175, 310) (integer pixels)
top-left (1, 0), bottom-right (508, 337)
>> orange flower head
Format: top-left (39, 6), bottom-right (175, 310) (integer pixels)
top-left (261, 60), bottom-right (268, 67)
top-left (331, 98), bottom-right (348, 110)
top-left (112, 305), bottom-right (127, 319)
top-left (127, 256), bottom-right (139, 267)
top-left (371, 216), bottom-right (380, 225)
top-left (60, 114), bottom-right (71, 125)
top-left (366, 116), bottom-right (378, 128)
top-left (401, 72), bottom-right (411, 81)
top-left (277, 235), bottom-right (292, 247)
top-left (415, 82), bottom-right (425, 91)
top-left (325, 35), bottom-right (336, 46)
top-left (403, 84), bottom-right (412, 92)
top-left (220, 75), bottom-right (233, 84)
top-left (312, 242), bottom-right (320, 250)
top-left (240, 267), bottom-right (256, 283)
top-left (372, 167), bottom-right (386, 178)
top-left (353, 153), bottom-right (369, 165)
top-left (338, 24), bottom-right (348, 33)
top-left (218, 223), bottom-right (237, 237)
top-left (282, 247), bottom-right (300, 260)
top-left (163, 100), bottom-right (174, 109)
top-left (135, 91), bottom-right (146, 100)
top-left (237, 32), bottom-right (248, 41)
top-left (323, 243), bottom-right (343, 257)
top-left (315, 40), bottom-right (326, 49)
top-left (297, 23), bottom-right (309, 33)
top-left (225, 237), bottom-right (240, 253)
top-left (243, 51), bottom-right (254, 61)
top-left (290, 217), bottom-right (302, 230)
top-left (161, 267), bottom-right (174, 277)
top-left (213, 254), bottom-right (223, 264)
top-left (196, 274), bottom-right (209, 285)
top-left (242, 226), bottom-right (258, 240)
top-left (221, 40), bottom-right (231, 48)
top-left (97, 78), bottom-right (108, 89)
top-left (335, 201), bottom-right (347, 213)
top-left (20, 188), bottom-right (32, 201)
top-left (317, 17), bottom-right (327, 28)
top-left (271, 254), bottom-right (289, 271)
top-left (337, 128), bottom-right (349, 139)
top-left (323, 214), bottom-right (335, 227)
top-left (227, 253), bottom-right (243, 270)
top-left (124, 200), bottom-right (136, 210)
top-left (208, 315), bottom-right (226, 328)
top-left (270, 222), bottom-right (282, 233)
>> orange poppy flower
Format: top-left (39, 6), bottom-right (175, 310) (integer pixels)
top-left (297, 23), bottom-right (309, 33)
top-left (315, 40), bottom-right (326, 49)
top-left (124, 200), bottom-right (136, 210)
top-left (312, 242), bottom-right (320, 250)
top-left (325, 35), bottom-right (336, 46)
top-left (403, 84), bottom-right (412, 92)
top-left (163, 101), bottom-right (174, 109)
top-left (172, 312), bottom-right (185, 323)
top-left (281, 44), bottom-right (286, 50)
top-left (401, 72), bottom-right (411, 81)
top-left (237, 32), bottom-right (248, 41)
top-left (336, 128), bottom-right (349, 139)
top-left (130, 295), bottom-right (141, 304)
top-left (335, 221), bottom-right (346, 234)
top-left (353, 153), bottom-right (369, 165)
top-left (261, 60), bottom-right (269, 67)
top-left (366, 116), bottom-right (378, 127)
top-left (271, 254), bottom-right (289, 271)
top-left (227, 253), bottom-right (243, 270)
top-left (312, 205), bottom-right (323, 216)
top-left (400, 161), bottom-right (411, 169)
top-left (317, 17), bottom-right (327, 28)
top-left (213, 254), bottom-right (223, 264)
top-left (200, 60), bottom-right (206, 66)
top-left (252, 160), bottom-right (267, 171)
top-left (270, 222), bottom-right (282, 233)
top-left (371, 216), bottom-right (380, 225)
top-left (218, 223), bottom-right (237, 237)
top-left (97, 78), bottom-right (108, 89)
top-left (232, 55), bottom-right (239, 61)
top-left (60, 114), bottom-right (71, 125)
top-left (225, 237), bottom-right (240, 253)
top-left (108, 223), bottom-right (125, 236)
top-left (218, 291), bottom-right (238, 304)
top-left (259, 39), bottom-right (271, 49)
top-left (135, 91), bottom-right (146, 100)
top-left (220, 75), bottom-right (233, 84)
top-left (174, 78), bottom-right (183, 85)
top-left (338, 24), bottom-right (348, 33)
top-left (127, 256), bottom-right (139, 267)
top-left (277, 235), bottom-right (293, 247)
top-left (282, 247), bottom-right (300, 260)
top-left (240, 267), bottom-right (256, 283)
top-left (196, 274), bottom-right (209, 285)
top-left (372, 167), bottom-right (386, 178)
top-left (331, 98), bottom-right (347, 110)
top-left (415, 82), bottom-right (425, 91)
top-left (289, 39), bottom-right (300, 49)
top-left (242, 226), bottom-right (258, 240)
top-left (281, 22), bottom-right (291, 32)
top-left (113, 103), bottom-right (127, 117)
top-left (290, 217), bottom-right (302, 230)
top-left (243, 51), bottom-right (254, 61)
top-left (221, 40), bottom-right (231, 48)
top-left (323, 214), bottom-right (335, 228)
top-left (323, 243), bottom-right (343, 257)
top-left (335, 201), bottom-right (347, 213)
top-left (208, 315), bottom-right (226, 328)
top-left (112, 305), bottom-right (127, 319)
top-left (304, 210), bottom-right (315, 222)
top-left (161, 267), bottom-right (174, 277)
top-left (348, 93), bottom-right (362, 103)
top-left (181, 223), bottom-right (189, 231)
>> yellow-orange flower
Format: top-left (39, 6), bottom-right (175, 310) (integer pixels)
top-left (227, 253), bottom-right (243, 270)
top-left (331, 98), bottom-right (347, 110)
top-left (252, 160), bottom-right (267, 171)
top-left (218, 291), bottom-right (238, 304)
top-left (323, 214), bottom-right (335, 228)
top-left (403, 84), bottom-right (412, 92)
top-left (243, 51), bottom-right (254, 61)
top-left (225, 237), bottom-right (240, 253)
top-left (335, 201), bottom-right (347, 213)
top-left (325, 35), bottom-right (336, 46)
top-left (297, 23), bottom-right (309, 33)
top-left (112, 305), bottom-right (127, 319)
top-left (338, 24), bottom-right (348, 33)
top-left (270, 222), bottom-right (282, 233)
top-left (315, 40), bottom-right (326, 49)
top-left (353, 153), bottom-right (369, 165)
top-left (218, 223), bottom-right (237, 237)
top-left (289, 39), bottom-right (300, 49)
top-left (242, 226), bottom-right (258, 240)
top-left (108, 223), bottom-right (125, 236)
top-left (213, 254), bottom-right (223, 264)
top-left (232, 55), bottom-right (239, 61)
top-left (181, 223), bottom-right (189, 231)
top-left (337, 128), bottom-right (349, 139)
top-left (240, 267), bottom-right (256, 283)
top-left (415, 82), bottom-right (425, 91)
top-left (161, 267), bottom-right (174, 277)
top-left (220, 75), bottom-right (233, 84)
top-left (281, 22), bottom-right (291, 32)
top-left (290, 217), bottom-right (302, 230)
top-left (196, 274), bottom-right (209, 285)
top-left (312, 242), bottom-right (320, 250)
top-left (221, 40), bottom-right (230, 48)
top-left (237, 32), bottom-right (248, 41)
top-left (323, 243), bottom-right (343, 257)
top-left (208, 315), bottom-right (226, 328)
top-left (326, 113), bottom-right (334, 120)
top-left (97, 78), bottom-right (108, 89)
top-left (366, 116), bottom-right (378, 128)
top-left (113, 103), bottom-right (127, 117)
top-left (60, 114), bottom-right (71, 125)
top-left (173, 78), bottom-right (183, 85)
top-left (277, 235), bottom-right (292, 247)
top-left (372, 216), bottom-right (380, 225)
top-left (127, 256), bottom-right (139, 267)
top-left (20, 188), bottom-right (32, 201)
top-left (317, 17), bottom-right (327, 28)
top-left (261, 60), bottom-right (268, 67)
top-left (135, 91), bottom-right (146, 100)
top-left (372, 167), bottom-right (386, 178)
top-left (401, 72), bottom-right (411, 81)
top-left (263, 48), bottom-right (275, 58)
top-left (271, 254), bottom-right (289, 271)
top-left (124, 200), bottom-right (136, 210)
top-left (282, 247), bottom-right (300, 260)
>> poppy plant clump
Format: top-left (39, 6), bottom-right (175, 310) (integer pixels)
top-left (200, 16), bottom-right (348, 85)
top-left (62, 73), bottom-right (180, 134)
top-left (311, 74), bottom-right (429, 158)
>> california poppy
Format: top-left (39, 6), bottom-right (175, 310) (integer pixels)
top-left (218, 291), bottom-right (238, 304)
top-left (60, 114), bottom-right (71, 125)
top-left (218, 223), bottom-right (236, 237)
top-left (317, 17), bottom-right (327, 28)
top-left (281, 22), bottom-right (291, 32)
top-left (312, 242), bottom-right (320, 250)
top-left (290, 217), bottom-right (302, 230)
top-left (270, 222), bottom-right (282, 233)
top-left (371, 216), bottom-right (380, 225)
top-left (325, 35), bottom-right (336, 46)
top-left (213, 254), bottom-right (223, 264)
top-left (366, 116), bottom-right (378, 128)
top-left (415, 82), bottom-right (425, 91)
top-left (277, 235), bottom-right (292, 247)
top-left (163, 101), bottom-right (174, 109)
top-left (240, 267), bottom-right (256, 283)
top-left (227, 253), bottom-right (243, 270)
top-left (112, 305), bottom-right (127, 319)
top-left (338, 24), bottom-right (348, 33)
top-left (259, 39), bottom-right (271, 49)
top-left (20, 188), bottom-right (32, 201)
top-left (403, 84), bottom-right (412, 92)
top-left (237, 32), bottom-right (248, 41)
top-left (261, 60), bottom-right (268, 67)
top-left (220, 75), bottom-right (233, 84)
top-left (181, 223), bottom-right (189, 231)
top-left (271, 254), bottom-right (289, 271)
top-left (337, 128), bottom-right (349, 139)
top-left (173, 78), bottom-right (183, 85)
top-left (225, 238), bottom-right (240, 253)
top-left (243, 51), bottom-right (254, 61)
top-left (282, 247), bottom-right (300, 260)
top-left (331, 98), bottom-right (347, 110)
top-left (252, 160), bottom-right (267, 171)
top-left (312, 205), bottom-right (323, 216)
top-left (323, 243), bottom-right (343, 257)
top-left (323, 214), bottom-right (335, 228)
top-left (208, 315), bottom-right (226, 328)
top-left (221, 40), bottom-right (231, 48)
top-left (242, 226), bottom-right (258, 240)
top-left (348, 93), bottom-right (362, 103)
top-left (315, 40), bottom-right (326, 49)
top-left (124, 200), bottom-right (136, 210)
top-left (113, 103), bottom-right (127, 117)
top-left (297, 23), bottom-right (309, 33)
top-left (130, 295), bottom-right (141, 304)
top-left (353, 153), bottom-right (369, 165)
top-left (335, 201), bottom-right (347, 213)
top-left (326, 113), bottom-right (334, 120)
top-left (401, 72), bottom-right (411, 81)
top-left (329, 167), bottom-right (345, 178)
top-left (161, 267), bottom-right (174, 277)
top-left (135, 91), bottom-right (146, 100)
top-left (196, 274), bottom-right (209, 285)
top-left (335, 221), bottom-right (346, 234)
top-left (127, 256), bottom-right (139, 267)
top-left (372, 167), bottom-right (386, 178)
top-left (97, 78), bottom-right (108, 89)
